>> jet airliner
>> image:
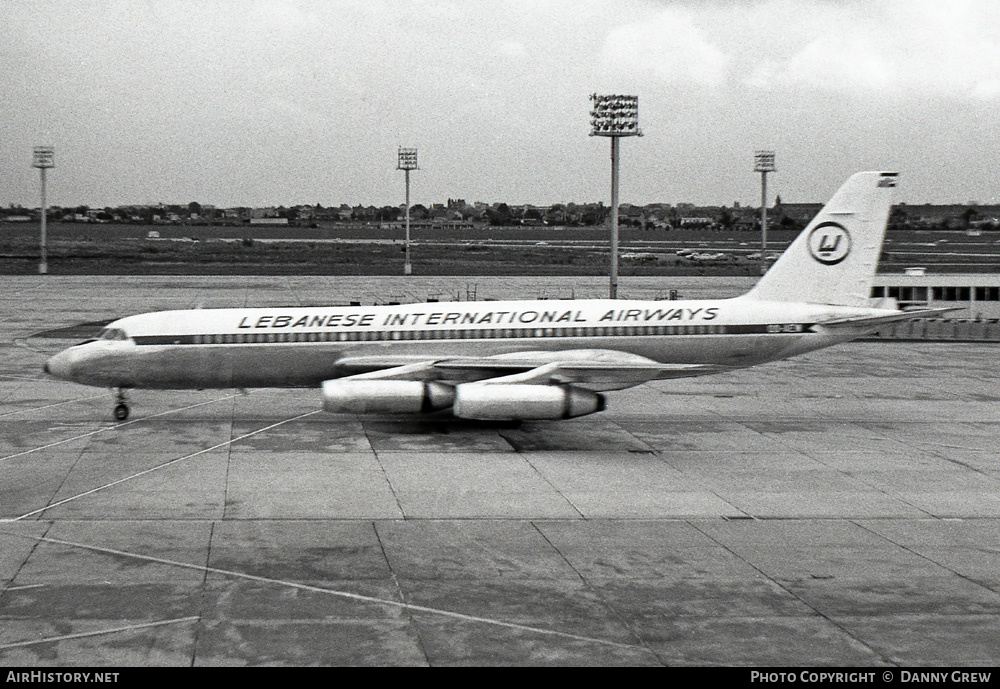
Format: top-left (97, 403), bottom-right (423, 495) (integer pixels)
top-left (44, 171), bottom-right (947, 421)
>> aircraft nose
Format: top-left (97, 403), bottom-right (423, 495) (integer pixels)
top-left (44, 350), bottom-right (75, 381)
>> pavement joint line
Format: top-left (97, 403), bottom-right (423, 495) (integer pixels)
top-left (919, 441), bottom-right (991, 451)
top-left (850, 519), bottom-right (1000, 597)
top-left (528, 521), bottom-right (662, 663)
top-left (370, 449), bottom-right (406, 519)
top-left (9, 410), bottom-right (321, 521)
top-left (0, 392), bottom-right (249, 464)
top-left (0, 616), bottom-right (201, 651)
top-left (685, 519), bottom-right (895, 666)
top-left (2, 531), bottom-right (650, 654)
top-left (369, 522), bottom-right (431, 664)
top-left (516, 452), bottom-right (585, 519)
top-left (901, 441), bottom-right (1000, 479)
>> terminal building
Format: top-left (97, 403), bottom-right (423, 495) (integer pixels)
top-left (872, 273), bottom-right (1000, 319)
top-left (870, 272), bottom-right (1000, 341)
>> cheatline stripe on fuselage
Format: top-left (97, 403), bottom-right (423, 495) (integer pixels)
top-left (131, 323), bottom-right (814, 346)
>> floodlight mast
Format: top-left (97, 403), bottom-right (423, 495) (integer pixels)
top-left (590, 94), bottom-right (641, 299)
top-left (754, 150), bottom-right (776, 274)
top-left (32, 146), bottom-right (55, 275)
top-left (397, 147), bottom-right (418, 275)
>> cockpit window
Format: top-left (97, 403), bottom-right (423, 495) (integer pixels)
top-left (99, 328), bottom-right (128, 341)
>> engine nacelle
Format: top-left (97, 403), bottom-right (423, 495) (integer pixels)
top-left (322, 379), bottom-right (455, 414)
top-left (452, 383), bottom-right (605, 420)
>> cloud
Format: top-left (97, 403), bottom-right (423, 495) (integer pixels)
top-left (760, 1), bottom-right (1000, 99)
top-left (602, 1), bottom-right (1000, 100)
top-left (601, 7), bottom-right (729, 87)
top-left (773, 33), bottom-right (896, 92)
top-left (498, 41), bottom-right (528, 59)
top-left (2, 1), bottom-right (997, 206)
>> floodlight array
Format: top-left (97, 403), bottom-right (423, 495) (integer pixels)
top-left (397, 147), bottom-right (418, 170)
top-left (754, 150), bottom-right (776, 172)
top-left (589, 94), bottom-right (641, 137)
top-left (32, 146), bottom-right (55, 168)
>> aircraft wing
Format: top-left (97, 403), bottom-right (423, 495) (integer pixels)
top-left (323, 349), bottom-right (734, 419)
top-left (334, 350), bottom-right (732, 389)
top-left (816, 307), bottom-right (962, 330)
top-left (433, 358), bottom-right (730, 387)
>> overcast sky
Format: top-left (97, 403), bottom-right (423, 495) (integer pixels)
top-left (2, 0), bottom-right (998, 209)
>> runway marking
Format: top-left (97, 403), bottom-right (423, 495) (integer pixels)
top-left (9, 410), bottom-right (321, 521)
top-left (0, 531), bottom-right (651, 656)
top-left (0, 392), bottom-right (249, 464)
top-left (0, 616), bottom-right (201, 651)
top-left (0, 394), bottom-right (108, 419)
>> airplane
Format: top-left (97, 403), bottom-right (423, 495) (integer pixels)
top-left (44, 171), bottom-right (951, 422)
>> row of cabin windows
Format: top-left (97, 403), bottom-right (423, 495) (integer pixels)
top-left (189, 324), bottom-right (729, 345)
top-left (871, 286), bottom-right (1000, 302)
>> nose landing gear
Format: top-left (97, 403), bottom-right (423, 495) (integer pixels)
top-left (113, 388), bottom-right (129, 421)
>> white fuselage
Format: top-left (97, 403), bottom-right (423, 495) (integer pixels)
top-left (42, 170), bottom-right (907, 423)
top-left (44, 296), bottom-right (887, 391)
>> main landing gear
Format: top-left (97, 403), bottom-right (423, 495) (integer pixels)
top-left (113, 388), bottom-right (129, 421)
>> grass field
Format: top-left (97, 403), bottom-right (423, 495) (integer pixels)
top-left (1, 222), bottom-right (996, 275)
top-left (0, 222), bottom-right (782, 276)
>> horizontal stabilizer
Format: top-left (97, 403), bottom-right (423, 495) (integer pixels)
top-left (817, 307), bottom-right (962, 330)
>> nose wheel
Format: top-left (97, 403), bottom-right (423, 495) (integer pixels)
top-left (113, 389), bottom-right (129, 421)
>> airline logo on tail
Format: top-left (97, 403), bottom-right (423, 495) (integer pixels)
top-left (808, 222), bottom-right (851, 265)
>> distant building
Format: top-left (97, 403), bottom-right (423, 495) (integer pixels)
top-left (679, 217), bottom-right (713, 227)
top-left (906, 204), bottom-right (1000, 224)
top-left (773, 201), bottom-right (823, 226)
top-left (380, 220), bottom-right (474, 231)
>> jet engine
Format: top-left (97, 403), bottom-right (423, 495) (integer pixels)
top-left (322, 379), bottom-right (455, 414)
top-left (452, 383), bottom-right (605, 421)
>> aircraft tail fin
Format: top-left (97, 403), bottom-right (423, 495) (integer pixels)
top-left (745, 171), bottom-right (898, 307)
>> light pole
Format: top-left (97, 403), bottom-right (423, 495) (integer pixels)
top-left (590, 94), bottom-right (641, 299)
top-left (397, 147), bottom-right (418, 275)
top-left (754, 150), bottom-right (776, 274)
top-left (32, 146), bottom-right (55, 275)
